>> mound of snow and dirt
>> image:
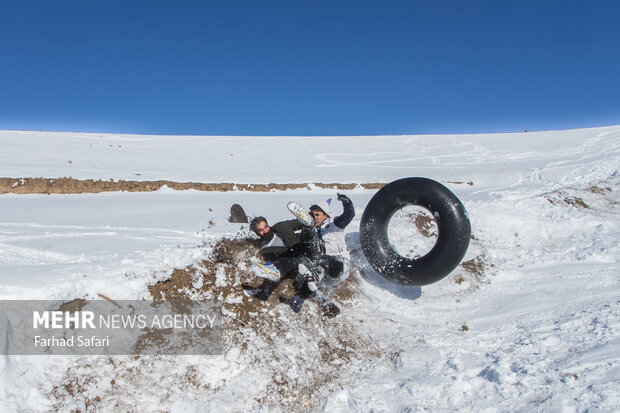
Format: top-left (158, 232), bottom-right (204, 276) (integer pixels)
top-left (47, 237), bottom-right (373, 411)
top-left (0, 126), bottom-right (619, 411)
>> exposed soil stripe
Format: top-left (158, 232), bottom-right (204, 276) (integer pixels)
top-left (0, 177), bottom-right (386, 194)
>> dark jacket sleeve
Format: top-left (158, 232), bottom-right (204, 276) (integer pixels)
top-left (259, 219), bottom-right (303, 261)
top-left (260, 247), bottom-right (289, 262)
top-left (271, 219), bottom-right (304, 240)
top-left (333, 199), bottom-right (355, 229)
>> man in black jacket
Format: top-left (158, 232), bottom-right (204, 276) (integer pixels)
top-left (250, 216), bottom-right (303, 262)
top-left (243, 216), bottom-right (307, 302)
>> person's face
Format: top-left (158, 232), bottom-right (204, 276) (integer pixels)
top-left (254, 221), bottom-right (271, 238)
top-left (312, 210), bottom-right (328, 227)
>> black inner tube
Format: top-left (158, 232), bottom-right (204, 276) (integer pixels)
top-left (360, 177), bottom-right (471, 286)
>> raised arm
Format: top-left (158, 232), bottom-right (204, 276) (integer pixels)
top-left (333, 193), bottom-right (355, 229)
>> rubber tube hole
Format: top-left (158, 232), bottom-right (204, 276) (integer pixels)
top-left (387, 205), bottom-right (438, 259)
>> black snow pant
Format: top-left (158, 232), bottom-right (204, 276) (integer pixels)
top-left (269, 225), bottom-right (347, 307)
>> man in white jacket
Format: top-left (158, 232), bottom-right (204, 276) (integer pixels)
top-left (287, 194), bottom-right (355, 317)
top-left (309, 193), bottom-right (354, 262)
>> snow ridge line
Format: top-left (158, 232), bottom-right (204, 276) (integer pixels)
top-left (0, 177), bottom-right (389, 194)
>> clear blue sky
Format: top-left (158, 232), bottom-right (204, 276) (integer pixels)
top-left (1, 1), bottom-right (619, 136)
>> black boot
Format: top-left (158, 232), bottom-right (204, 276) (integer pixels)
top-left (279, 295), bottom-right (305, 313)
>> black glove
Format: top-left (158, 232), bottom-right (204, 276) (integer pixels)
top-left (337, 193), bottom-right (351, 204)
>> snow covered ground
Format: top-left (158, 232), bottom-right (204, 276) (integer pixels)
top-left (0, 126), bottom-right (619, 411)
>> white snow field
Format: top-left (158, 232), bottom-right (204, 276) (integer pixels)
top-left (0, 126), bottom-right (619, 411)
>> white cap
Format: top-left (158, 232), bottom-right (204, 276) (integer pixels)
top-left (311, 199), bottom-right (332, 217)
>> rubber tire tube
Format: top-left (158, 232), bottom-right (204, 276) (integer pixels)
top-left (360, 177), bottom-right (471, 286)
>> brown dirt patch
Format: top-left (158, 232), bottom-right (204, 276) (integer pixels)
top-left (52, 364), bottom-right (100, 410)
top-left (57, 298), bottom-right (87, 313)
top-left (0, 177), bottom-right (386, 194)
top-left (547, 195), bottom-right (589, 209)
top-left (148, 268), bottom-right (195, 301)
top-left (447, 180), bottom-right (474, 186)
top-left (332, 271), bottom-right (362, 303)
top-left (460, 254), bottom-right (495, 280)
top-left (542, 183), bottom-right (617, 210)
top-left (586, 185), bottom-right (612, 195)
top-left (408, 211), bottom-right (437, 238)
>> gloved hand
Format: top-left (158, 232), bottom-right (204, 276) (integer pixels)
top-left (337, 193), bottom-right (351, 204)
